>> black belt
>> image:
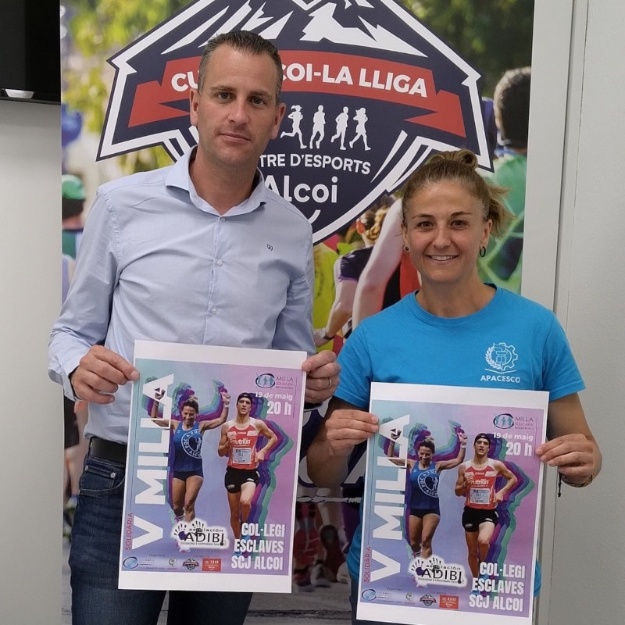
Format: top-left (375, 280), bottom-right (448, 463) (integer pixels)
top-left (89, 436), bottom-right (128, 465)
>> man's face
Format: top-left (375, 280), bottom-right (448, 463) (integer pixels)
top-left (474, 437), bottom-right (490, 457)
top-left (237, 397), bottom-right (252, 416)
top-left (189, 44), bottom-right (285, 174)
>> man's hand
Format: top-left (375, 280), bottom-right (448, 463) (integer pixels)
top-left (302, 350), bottom-right (340, 404)
top-left (70, 345), bottom-right (139, 404)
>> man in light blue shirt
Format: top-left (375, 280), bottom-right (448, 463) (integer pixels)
top-left (49, 31), bottom-right (339, 625)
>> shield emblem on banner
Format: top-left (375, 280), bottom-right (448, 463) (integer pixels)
top-left (100, 0), bottom-right (489, 240)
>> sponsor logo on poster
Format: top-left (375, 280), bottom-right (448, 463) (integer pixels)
top-left (493, 412), bottom-right (515, 429)
top-left (183, 558), bottom-right (200, 571)
top-left (123, 556), bottom-right (139, 570)
top-left (439, 594), bottom-right (460, 610)
top-left (255, 373), bottom-right (276, 389)
top-left (171, 519), bottom-right (230, 550)
top-left (419, 594), bottom-right (437, 607)
top-left (202, 558), bottom-right (222, 572)
top-left (408, 556), bottom-right (467, 588)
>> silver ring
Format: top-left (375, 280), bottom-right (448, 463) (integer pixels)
top-left (326, 377), bottom-right (332, 389)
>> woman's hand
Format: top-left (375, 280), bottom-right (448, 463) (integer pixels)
top-left (536, 433), bottom-right (599, 485)
top-left (323, 407), bottom-right (378, 458)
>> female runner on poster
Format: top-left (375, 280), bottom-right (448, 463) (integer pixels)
top-left (151, 390), bottom-right (230, 523)
top-left (387, 428), bottom-right (467, 559)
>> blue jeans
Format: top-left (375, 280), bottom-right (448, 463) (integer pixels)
top-left (349, 577), bottom-right (402, 625)
top-left (70, 453), bottom-right (252, 625)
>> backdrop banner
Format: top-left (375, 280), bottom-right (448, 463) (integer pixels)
top-left (60, 0), bottom-right (535, 615)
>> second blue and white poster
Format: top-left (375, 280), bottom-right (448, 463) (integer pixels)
top-left (359, 382), bottom-right (547, 624)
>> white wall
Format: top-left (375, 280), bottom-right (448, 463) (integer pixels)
top-left (0, 100), bottom-right (62, 623)
top-left (546, 0), bottom-right (625, 621)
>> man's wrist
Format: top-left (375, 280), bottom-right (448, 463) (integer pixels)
top-left (68, 367), bottom-right (80, 400)
top-left (321, 331), bottom-right (335, 342)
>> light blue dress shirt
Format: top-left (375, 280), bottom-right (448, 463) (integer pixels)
top-left (49, 149), bottom-right (315, 443)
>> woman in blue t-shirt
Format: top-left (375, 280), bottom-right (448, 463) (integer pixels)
top-left (306, 149), bottom-right (601, 625)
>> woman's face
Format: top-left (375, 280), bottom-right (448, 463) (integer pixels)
top-left (181, 406), bottom-right (197, 426)
top-left (402, 180), bottom-right (491, 289)
top-left (418, 445), bottom-right (433, 466)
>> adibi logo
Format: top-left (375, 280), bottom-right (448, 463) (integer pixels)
top-left (409, 555), bottom-right (466, 588)
top-left (100, 0), bottom-right (488, 241)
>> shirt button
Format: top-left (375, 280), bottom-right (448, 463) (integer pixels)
top-left (216, 259), bottom-right (223, 266)
top-left (211, 307), bottom-right (217, 314)
top-left (219, 217), bottom-right (225, 222)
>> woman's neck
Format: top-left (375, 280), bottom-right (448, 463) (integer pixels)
top-left (416, 281), bottom-right (495, 318)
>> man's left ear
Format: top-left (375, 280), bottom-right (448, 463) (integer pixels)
top-left (272, 102), bottom-right (287, 138)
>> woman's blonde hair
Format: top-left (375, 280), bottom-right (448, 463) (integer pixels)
top-left (401, 149), bottom-right (511, 237)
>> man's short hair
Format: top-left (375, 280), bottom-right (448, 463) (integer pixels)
top-left (197, 30), bottom-right (283, 99)
top-left (474, 433), bottom-right (491, 446)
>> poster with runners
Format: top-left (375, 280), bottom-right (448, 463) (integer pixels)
top-left (119, 340), bottom-right (306, 592)
top-left (358, 382), bottom-right (548, 625)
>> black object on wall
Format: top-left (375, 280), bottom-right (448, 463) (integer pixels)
top-left (0, 0), bottom-right (61, 104)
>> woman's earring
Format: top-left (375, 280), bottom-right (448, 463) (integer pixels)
top-left (403, 245), bottom-right (409, 252)
top-left (479, 246), bottom-right (486, 258)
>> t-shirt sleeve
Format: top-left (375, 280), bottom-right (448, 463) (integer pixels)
top-left (335, 325), bottom-right (374, 409)
top-left (542, 315), bottom-right (585, 401)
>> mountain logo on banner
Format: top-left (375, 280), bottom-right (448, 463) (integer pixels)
top-left (99, 0), bottom-right (489, 240)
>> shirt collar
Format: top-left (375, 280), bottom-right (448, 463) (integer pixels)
top-left (165, 147), bottom-right (267, 216)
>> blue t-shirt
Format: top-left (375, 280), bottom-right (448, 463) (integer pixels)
top-left (337, 287), bottom-right (584, 584)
